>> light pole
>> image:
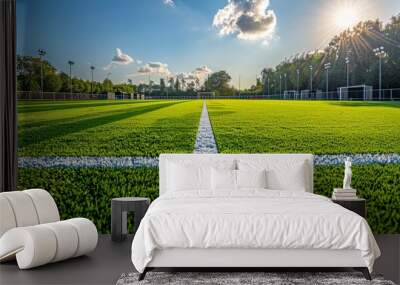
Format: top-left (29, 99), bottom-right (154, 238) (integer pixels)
top-left (296, 69), bottom-right (300, 94)
top-left (284, 73), bottom-right (287, 92)
top-left (238, 75), bottom-right (241, 95)
top-left (345, 57), bottom-right (350, 88)
top-left (309, 65), bottom-right (313, 91)
top-left (90, 66), bottom-right (95, 95)
top-left (38, 49), bottom-right (46, 94)
top-left (128, 78), bottom-right (133, 97)
top-left (373, 46), bottom-right (387, 100)
top-left (324, 62), bottom-right (331, 96)
top-left (106, 72), bottom-right (112, 92)
top-left (279, 74), bottom-right (282, 97)
top-left (68, 60), bottom-right (74, 95)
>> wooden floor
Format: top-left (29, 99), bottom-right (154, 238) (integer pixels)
top-left (0, 234), bottom-right (398, 285)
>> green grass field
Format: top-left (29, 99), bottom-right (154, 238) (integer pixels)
top-left (16, 99), bottom-right (400, 234)
top-left (17, 164), bottom-right (400, 234)
top-left (207, 100), bottom-right (400, 154)
top-left (18, 100), bottom-right (203, 156)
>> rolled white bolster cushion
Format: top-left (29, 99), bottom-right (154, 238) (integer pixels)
top-left (0, 226), bottom-right (57, 269)
top-left (0, 218), bottom-right (98, 269)
top-left (42, 221), bottom-right (79, 263)
top-left (64, 218), bottom-right (98, 257)
top-left (0, 196), bottom-right (17, 237)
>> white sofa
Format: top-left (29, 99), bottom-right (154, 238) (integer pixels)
top-left (0, 189), bottom-right (98, 269)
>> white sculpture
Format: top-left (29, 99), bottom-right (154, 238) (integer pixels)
top-left (343, 157), bottom-right (352, 189)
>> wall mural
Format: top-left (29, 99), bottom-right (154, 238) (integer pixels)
top-left (16, 0), bottom-right (400, 234)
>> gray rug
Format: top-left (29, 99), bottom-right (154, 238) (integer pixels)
top-left (116, 272), bottom-right (395, 285)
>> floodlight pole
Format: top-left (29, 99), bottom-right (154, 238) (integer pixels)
top-left (296, 69), bottom-right (300, 94)
top-left (373, 47), bottom-right (386, 101)
top-left (68, 60), bottom-right (74, 95)
top-left (284, 73), bottom-right (287, 93)
top-left (324, 62), bottom-right (331, 97)
top-left (238, 75), bottom-right (241, 95)
top-left (90, 66), bottom-right (95, 95)
top-left (279, 74), bottom-right (282, 97)
top-left (345, 57), bottom-right (350, 88)
top-left (309, 65), bottom-right (313, 91)
top-left (38, 49), bottom-right (46, 95)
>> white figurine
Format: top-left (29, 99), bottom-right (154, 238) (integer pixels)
top-left (343, 157), bottom-right (352, 189)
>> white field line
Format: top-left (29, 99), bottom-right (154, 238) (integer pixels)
top-left (18, 100), bottom-right (400, 168)
top-left (193, 102), bottom-right (218, 154)
top-left (18, 153), bottom-right (400, 168)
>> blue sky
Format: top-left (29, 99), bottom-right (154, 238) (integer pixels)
top-left (17, 0), bottom-right (400, 88)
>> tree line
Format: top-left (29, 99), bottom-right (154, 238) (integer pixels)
top-left (258, 15), bottom-right (400, 95)
top-left (17, 56), bottom-right (136, 94)
top-left (17, 14), bottom-right (400, 97)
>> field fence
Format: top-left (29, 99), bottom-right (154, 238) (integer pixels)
top-left (17, 91), bottom-right (108, 100)
top-left (17, 89), bottom-right (400, 101)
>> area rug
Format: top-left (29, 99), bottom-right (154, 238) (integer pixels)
top-left (116, 272), bottom-right (395, 285)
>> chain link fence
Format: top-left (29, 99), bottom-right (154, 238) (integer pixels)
top-left (17, 89), bottom-right (400, 101)
top-left (17, 91), bottom-right (107, 100)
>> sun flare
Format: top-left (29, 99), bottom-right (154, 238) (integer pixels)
top-left (334, 5), bottom-right (360, 29)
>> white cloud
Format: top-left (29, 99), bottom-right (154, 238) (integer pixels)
top-left (213, 0), bottom-right (277, 43)
top-left (163, 0), bottom-right (174, 6)
top-left (104, 48), bottom-right (134, 70)
top-left (192, 66), bottom-right (212, 79)
top-left (113, 48), bottom-right (134, 64)
top-left (137, 62), bottom-right (171, 76)
top-left (174, 66), bottom-right (213, 90)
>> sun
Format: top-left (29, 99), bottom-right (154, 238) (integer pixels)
top-left (334, 5), bottom-right (360, 29)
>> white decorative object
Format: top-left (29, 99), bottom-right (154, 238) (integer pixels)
top-left (0, 189), bottom-right (98, 269)
top-left (332, 188), bottom-right (357, 200)
top-left (343, 157), bottom-right (352, 190)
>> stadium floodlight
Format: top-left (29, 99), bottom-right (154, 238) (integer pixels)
top-left (68, 60), bottom-right (75, 95)
top-left (345, 57), bottom-right (350, 87)
top-left (90, 66), bottom-right (95, 95)
top-left (324, 62), bottom-right (332, 94)
top-left (279, 74), bottom-right (282, 96)
top-left (296, 69), bottom-right (300, 94)
top-left (373, 46), bottom-right (387, 100)
top-left (284, 73), bottom-right (287, 92)
top-left (309, 65), bottom-right (313, 91)
top-left (38, 49), bottom-right (47, 94)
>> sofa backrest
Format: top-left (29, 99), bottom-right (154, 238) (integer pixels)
top-left (0, 189), bottom-right (60, 237)
top-left (159, 154), bottom-right (314, 196)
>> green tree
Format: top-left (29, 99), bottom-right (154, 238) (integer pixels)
top-left (58, 72), bottom-right (70, 92)
top-left (102, 79), bottom-right (113, 93)
top-left (168, 77), bottom-right (174, 89)
top-left (44, 73), bottom-right (62, 92)
top-left (174, 78), bottom-right (180, 91)
top-left (203, 71), bottom-right (232, 96)
top-left (160, 78), bottom-right (166, 93)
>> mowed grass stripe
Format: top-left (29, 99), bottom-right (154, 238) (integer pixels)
top-left (18, 100), bottom-right (203, 157)
top-left (17, 100), bottom-right (154, 114)
top-left (18, 100), bottom-right (158, 128)
top-left (207, 100), bottom-right (400, 155)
